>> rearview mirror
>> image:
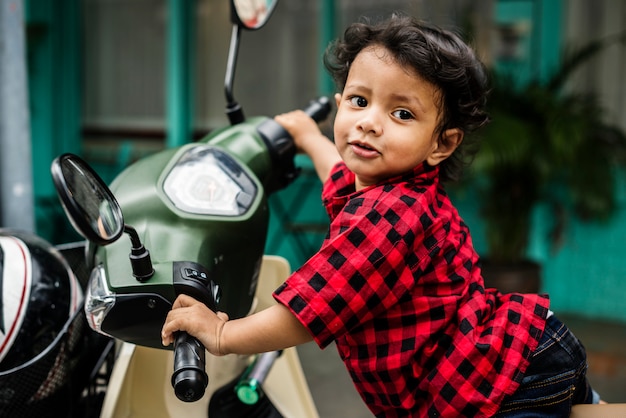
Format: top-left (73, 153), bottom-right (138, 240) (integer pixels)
top-left (231, 0), bottom-right (277, 30)
top-left (51, 153), bottom-right (124, 246)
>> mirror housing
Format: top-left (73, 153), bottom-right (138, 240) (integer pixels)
top-left (225, 0), bottom-right (278, 125)
top-left (51, 153), bottom-right (124, 246)
top-left (231, 0), bottom-right (278, 30)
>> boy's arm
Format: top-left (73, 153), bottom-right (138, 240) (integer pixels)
top-left (161, 294), bottom-right (313, 355)
top-left (221, 303), bottom-right (313, 354)
top-left (275, 110), bottom-right (341, 183)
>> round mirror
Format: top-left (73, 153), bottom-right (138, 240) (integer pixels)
top-left (51, 153), bottom-right (124, 246)
top-left (231, 0), bottom-right (277, 30)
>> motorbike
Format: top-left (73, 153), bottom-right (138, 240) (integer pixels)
top-left (50, 0), bottom-right (327, 417)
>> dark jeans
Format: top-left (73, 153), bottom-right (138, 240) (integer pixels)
top-left (496, 315), bottom-right (596, 417)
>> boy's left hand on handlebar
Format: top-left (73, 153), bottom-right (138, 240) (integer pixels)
top-left (161, 294), bottom-right (229, 356)
top-left (275, 110), bottom-right (325, 153)
top-left (275, 109), bottom-right (341, 184)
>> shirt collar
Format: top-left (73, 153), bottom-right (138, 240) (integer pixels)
top-left (325, 162), bottom-right (440, 218)
top-left (349, 162), bottom-right (439, 196)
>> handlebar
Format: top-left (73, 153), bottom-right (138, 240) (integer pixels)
top-left (303, 96), bottom-right (332, 122)
top-left (257, 96), bottom-right (332, 193)
top-left (171, 262), bottom-right (220, 402)
top-left (172, 332), bottom-right (208, 402)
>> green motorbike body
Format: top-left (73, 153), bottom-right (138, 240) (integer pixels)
top-left (92, 118), bottom-right (277, 348)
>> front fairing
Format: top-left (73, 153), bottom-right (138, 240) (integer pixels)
top-left (86, 122), bottom-right (272, 349)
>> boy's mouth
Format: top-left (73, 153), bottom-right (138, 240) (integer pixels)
top-left (349, 140), bottom-right (376, 151)
top-left (348, 141), bottom-right (380, 157)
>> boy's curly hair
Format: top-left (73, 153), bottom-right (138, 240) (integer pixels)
top-left (324, 14), bottom-right (490, 182)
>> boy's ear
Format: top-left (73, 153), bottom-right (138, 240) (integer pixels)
top-left (427, 128), bottom-right (464, 166)
top-left (334, 93), bottom-right (341, 108)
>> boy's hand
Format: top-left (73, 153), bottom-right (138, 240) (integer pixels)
top-left (275, 110), bottom-right (325, 154)
top-left (275, 110), bottom-right (341, 183)
top-left (161, 294), bottom-right (229, 356)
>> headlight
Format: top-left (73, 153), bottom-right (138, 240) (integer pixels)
top-left (162, 145), bottom-right (257, 216)
top-left (85, 264), bottom-right (116, 336)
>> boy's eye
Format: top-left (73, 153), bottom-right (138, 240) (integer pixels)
top-left (349, 96), bottom-right (368, 107)
top-left (392, 109), bottom-right (414, 120)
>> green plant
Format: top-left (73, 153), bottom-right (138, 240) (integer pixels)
top-left (466, 31), bottom-right (626, 264)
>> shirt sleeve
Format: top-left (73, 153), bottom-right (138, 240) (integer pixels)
top-left (274, 183), bottom-right (435, 348)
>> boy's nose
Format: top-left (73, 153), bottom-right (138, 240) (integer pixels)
top-left (357, 111), bottom-right (383, 136)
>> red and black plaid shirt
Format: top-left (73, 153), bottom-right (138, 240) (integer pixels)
top-left (274, 162), bottom-right (549, 417)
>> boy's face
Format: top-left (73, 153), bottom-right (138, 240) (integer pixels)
top-left (334, 45), bottom-right (462, 190)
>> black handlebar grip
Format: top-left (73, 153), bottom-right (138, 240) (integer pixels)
top-left (256, 96), bottom-right (333, 193)
top-left (172, 332), bottom-right (209, 402)
top-left (302, 96), bottom-right (332, 123)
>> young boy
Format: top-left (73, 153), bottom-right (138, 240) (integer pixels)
top-left (162, 15), bottom-right (598, 416)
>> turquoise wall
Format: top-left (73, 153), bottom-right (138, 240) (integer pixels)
top-left (25, 0), bottom-right (82, 244)
top-left (536, 172), bottom-right (626, 322)
top-left (450, 169), bottom-right (626, 323)
top-left (494, 0), bottom-right (562, 85)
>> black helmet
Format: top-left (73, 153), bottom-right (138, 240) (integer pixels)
top-left (0, 229), bottom-right (83, 416)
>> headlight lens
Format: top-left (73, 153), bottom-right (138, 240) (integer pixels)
top-left (162, 146), bottom-right (257, 216)
top-left (85, 264), bottom-right (116, 336)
